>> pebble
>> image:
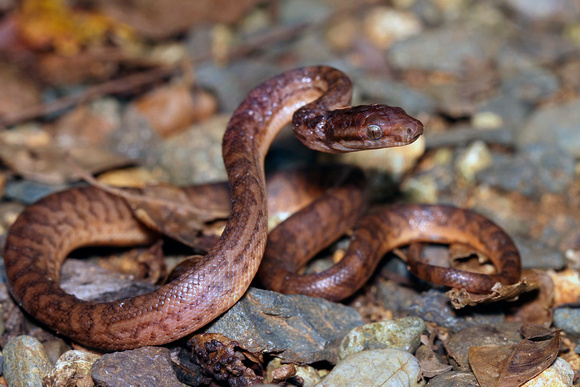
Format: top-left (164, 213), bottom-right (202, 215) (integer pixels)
top-left (425, 371), bottom-right (479, 386)
top-left (475, 94), bottom-right (530, 132)
top-left (454, 140), bottom-right (492, 182)
top-left (522, 357), bottom-right (574, 387)
top-left (3, 336), bottom-right (52, 387)
top-left (43, 350), bottom-right (101, 387)
top-left (553, 308), bottom-right (580, 335)
top-left (363, 6), bottom-right (423, 49)
top-left (338, 316), bottom-right (426, 360)
top-left (476, 144), bottom-right (575, 197)
top-left (388, 23), bottom-right (499, 73)
top-left (503, 0), bottom-right (580, 23)
top-left (501, 66), bottom-right (560, 103)
top-left (91, 346), bottom-right (182, 387)
top-left (517, 98), bottom-right (580, 158)
top-left (317, 349), bottom-right (424, 387)
top-left (153, 114), bottom-right (229, 186)
top-left (3, 180), bottom-right (70, 205)
top-left (204, 287), bottom-right (364, 364)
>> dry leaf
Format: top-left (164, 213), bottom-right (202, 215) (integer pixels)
top-left (133, 84), bottom-right (217, 138)
top-left (98, 240), bottom-right (166, 284)
top-left (469, 325), bottom-right (560, 387)
top-left (506, 270), bottom-right (554, 326)
top-left (446, 275), bottom-right (538, 309)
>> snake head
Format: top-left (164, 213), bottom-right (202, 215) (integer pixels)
top-left (323, 104), bottom-right (424, 152)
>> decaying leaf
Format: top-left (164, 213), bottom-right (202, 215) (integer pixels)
top-left (469, 324), bottom-right (561, 387)
top-left (98, 240), bottom-right (166, 284)
top-left (0, 140), bottom-right (130, 184)
top-left (506, 270), bottom-right (554, 326)
top-left (447, 274), bottom-right (539, 309)
top-left (188, 333), bottom-right (264, 387)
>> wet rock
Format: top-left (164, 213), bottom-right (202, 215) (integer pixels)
top-left (91, 346), bottom-right (182, 387)
top-left (517, 98), bottom-right (580, 157)
top-left (43, 350), bottom-right (101, 387)
top-left (553, 308), bottom-right (580, 335)
top-left (388, 24), bottom-right (501, 73)
top-left (3, 335), bottom-right (52, 387)
top-left (445, 323), bottom-right (522, 370)
top-left (204, 287), bottom-right (364, 364)
top-left (425, 371), bottom-right (479, 387)
top-left (318, 349), bottom-right (424, 387)
top-left (338, 316), bottom-right (425, 360)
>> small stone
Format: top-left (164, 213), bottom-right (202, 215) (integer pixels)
top-left (501, 66), bottom-right (560, 103)
top-left (3, 336), bottom-right (52, 387)
top-left (401, 173), bottom-right (439, 203)
top-left (42, 339), bottom-right (72, 366)
top-left (3, 180), bottom-right (70, 205)
top-left (363, 6), bottom-right (423, 49)
top-left (455, 141), bottom-right (492, 182)
top-left (91, 346), bottom-right (182, 387)
top-left (43, 350), bottom-right (101, 387)
top-left (338, 316), bottom-right (426, 360)
top-left (522, 357), bottom-right (574, 387)
top-left (518, 98), bottom-right (580, 158)
top-left (295, 364), bottom-right (324, 387)
top-left (318, 349), bottom-right (424, 387)
top-left (503, 0), bottom-right (580, 23)
top-left (471, 111), bottom-right (503, 130)
top-left (205, 287), bottom-right (364, 364)
top-left (554, 308), bottom-right (580, 335)
top-left (425, 371), bottom-right (479, 386)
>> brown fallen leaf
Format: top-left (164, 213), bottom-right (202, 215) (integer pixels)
top-left (0, 140), bottom-right (131, 184)
top-left (446, 273), bottom-right (539, 309)
top-left (469, 324), bottom-right (560, 387)
top-left (133, 83), bottom-right (217, 138)
top-left (506, 270), bottom-right (554, 326)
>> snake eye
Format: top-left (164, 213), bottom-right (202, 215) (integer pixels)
top-left (366, 124), bottom-right (383, 140)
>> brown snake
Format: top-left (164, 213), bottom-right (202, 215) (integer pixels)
top-left (3, 66), bottom-right (520, 350)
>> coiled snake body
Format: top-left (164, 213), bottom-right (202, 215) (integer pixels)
top-left (3, 66), bottom-right (520, 350)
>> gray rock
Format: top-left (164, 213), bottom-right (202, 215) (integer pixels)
top-left (501, 66), bottom-right (559, 103)
top-left (92, 346), bottom-right (183, 387)
top-left (513, 236), bottom-right (566, 269)
top-left (4, 180), bottom-right (70, 205)
top-left (476, 94), bottom-right (531, 132)
top-left (355, 75), bottom-right (436, 116)
top-left (425, 371), bottom-right (479, 386)
top-left (43, 350), bottom-right (101, 387)
top-left (503, 0), bottom-right (580, 23)
top-left (205, 287), bottom-right (364, 364)
top-left (554, 308), bottom-right (580, 335)
top-left (279, 0), bottom-right (332, 25)
top-left (3, 335), bottom-right (52, 387)
top-left (317, 349), bottom-right (424, 387)
top-left (338, 317), bottom-right (426, 360)
top-left (476, 144), bottom-right (575, 197)
top-left (517, 98), bottom-right (580, 157)
top-left (388, 24), bottom-right (501, 73)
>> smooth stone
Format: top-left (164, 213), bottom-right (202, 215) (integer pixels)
top-left (317, 349), bottom-right (424, 387)
top-left (425, 371), bottom-right (479, 387)
top-left (513, 236), bottom-right (566, 270)
top-left (553, 308), bottom-right (580, 335)
top-left (454, 141), bottom-right (492, 182)
top-left (4, 180), bottom-right (70, 205)
top-left (3, 336), bottom-right (52, 387)
top-left (475, 94), bottom-right (530, 132)
top-left (503, 0), bottom-right (580, 23)
top-left (523, 357), bottom-right (574, 387)
top-left (91, 347), bottom-right (183, 387)
top-left (204, 287), bottom-right (364, 364)
top-left (517, 98), bottom-right (580, 157)
top-left (338, 316), bottom-right (426, 360)
top-left (501, 66), bottom-right (560, 103)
